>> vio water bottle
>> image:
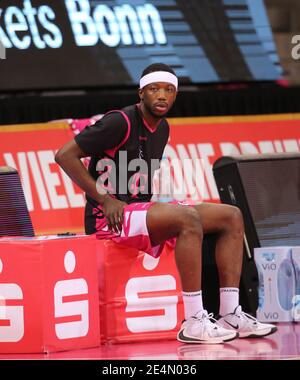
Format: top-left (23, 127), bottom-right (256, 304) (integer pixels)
top-left (254, 247), bottom-right (295, 322)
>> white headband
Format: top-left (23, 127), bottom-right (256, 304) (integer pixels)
top-left (139, 71), bottom-right (178, 90)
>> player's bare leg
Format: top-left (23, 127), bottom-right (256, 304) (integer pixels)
top-left (192, 203), bottom-right (244, 287)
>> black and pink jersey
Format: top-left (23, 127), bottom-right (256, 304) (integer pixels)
top-left (74, 104), bottom-right (169, 234)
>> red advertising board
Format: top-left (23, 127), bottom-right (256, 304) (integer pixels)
top-left (97, 239), bottom-right (184, 344)
top-left (166, 113), bottom-right (300, 203)
top-left (1, 113), bottom-right (300, 234)
top-left (0, 122), bottom-right (84, 235)
top-left (0, 235), bottom-right (184, 351)
top-left (0, 235), bottom-right (100, 353)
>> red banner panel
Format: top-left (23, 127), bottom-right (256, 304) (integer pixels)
top-left (166, 114), bottom-right (300, 203)
top-left (96, 239), bottom-right (184, 344)
top-left (0, 234), bottom-right (183, 351)
top-left (0, 235), bottom-right (100, 353)
top-left (0, 122), bottom-right (85, 235)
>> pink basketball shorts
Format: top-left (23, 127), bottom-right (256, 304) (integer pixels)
top-left (95, 200), bottom-right (195, 258)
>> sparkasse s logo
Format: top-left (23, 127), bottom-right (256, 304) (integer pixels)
top-left (0, 0), bottom-right (167, 50)
top-left (0, 258), bottom-right (25, 343)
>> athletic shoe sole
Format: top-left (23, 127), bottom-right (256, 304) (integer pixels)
top-left (238, 326), bottom-right (277, 338)
top-left (177, 330), bottom-right (238, 344)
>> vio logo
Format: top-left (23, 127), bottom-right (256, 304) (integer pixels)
top-left (125, 254), bottom-right (178, 333)
top-left (0, 258), bottom-right (24, 342)
top-left (264, 312), bottom-right (279, 320)
top-left (262, 263), bottom-right (277, 270)
top-left (54, 251), bottom-right (89, 339)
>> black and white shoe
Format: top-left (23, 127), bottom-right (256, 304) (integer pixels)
top-left (177, 310), bottom-right (238, 344)
top-left (218, 306), bottom-right (277, 338)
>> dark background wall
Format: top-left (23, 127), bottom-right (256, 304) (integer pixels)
top-left (1, 82), bottom-right (300, 125)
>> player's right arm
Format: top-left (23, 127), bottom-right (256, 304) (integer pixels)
top-left (55, 113), bottom-right (128, 233)
top-left (55, 139), bottom-right (108, 206)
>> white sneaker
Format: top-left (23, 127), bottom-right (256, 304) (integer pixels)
top-left (218, 306), bottom-right (277, 338)
top-left (177, 310), bottom-right (238, 344)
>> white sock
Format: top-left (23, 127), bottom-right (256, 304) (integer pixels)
top-left (182, 290), bottom-right (203, 320)
top-left (219, 287), bottom-right (239, 316)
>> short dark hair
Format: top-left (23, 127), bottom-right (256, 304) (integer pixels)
top-left (141, 63), bottom-right (176, 78)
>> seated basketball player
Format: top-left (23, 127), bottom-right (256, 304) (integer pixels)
top-left (55, 63), bottom-right (277, 344)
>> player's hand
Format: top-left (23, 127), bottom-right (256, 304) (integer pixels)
top-left (102, 196), bottom-right (127, 234)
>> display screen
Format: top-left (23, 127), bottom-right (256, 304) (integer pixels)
top-left (240, 159), bottom-right (300, 247)
top-left (0, 0), bottom-right (282, 90)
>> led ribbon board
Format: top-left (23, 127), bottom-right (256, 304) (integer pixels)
top-left (0, 0), bottom-right (282, 90)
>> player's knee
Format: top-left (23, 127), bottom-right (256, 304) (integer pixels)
top-left (227, 205), bottom-right (244, 233)
top-left (180, 207), bottom-right (203, 236)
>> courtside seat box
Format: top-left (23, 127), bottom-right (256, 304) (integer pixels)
top-left (96, 240), bottom-right (184, 344)
top-left (0, 235), bottom-right (100, 353)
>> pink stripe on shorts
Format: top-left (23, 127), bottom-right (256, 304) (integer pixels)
top-left (95, 200), bottom-right (194, 258)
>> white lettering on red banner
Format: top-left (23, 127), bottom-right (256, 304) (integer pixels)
top-left (0, 259), bottom-right (25, 343)
top-left (3, 150), bottom-right (85, 211)
top-left (54, 251), bottom-right (89, 339)
top-left (125, 274), bottom-right (178, 333)
top-left (125, 255), bottom-right (178, 333)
